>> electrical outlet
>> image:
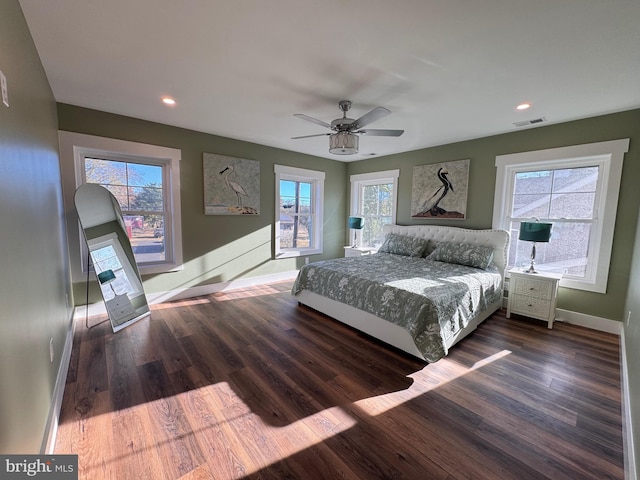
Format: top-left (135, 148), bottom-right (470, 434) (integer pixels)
top-left (0, 70), bottom-right (8, 107)
top-left (49, 338), bottom-right (54, 363)
top-left (305, 257), bottom-right (309, 264)
top-left (627, 311), bottom-right (632, 327)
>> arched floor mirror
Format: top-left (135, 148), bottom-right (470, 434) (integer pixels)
top-left (75, 183), bottom-right (150, 332)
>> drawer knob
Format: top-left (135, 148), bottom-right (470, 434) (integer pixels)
top-left (528, 303), bottom-right (533, 307)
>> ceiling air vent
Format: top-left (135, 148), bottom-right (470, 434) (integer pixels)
top-left (513, 117), bottom-right (547, 128)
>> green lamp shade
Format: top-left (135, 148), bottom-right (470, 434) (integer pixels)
top-left (348, 216), bottom-right (364, 230)
top-left (97, 269), bottom-right (116, 284)
top-left (519, 222), bottom-right (552, 243)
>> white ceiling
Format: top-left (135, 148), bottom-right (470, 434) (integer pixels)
top-left (19, 0), bottom-right (640, 161)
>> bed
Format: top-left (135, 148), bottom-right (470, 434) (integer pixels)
top-left (292, 224), bottom-right (510, 362)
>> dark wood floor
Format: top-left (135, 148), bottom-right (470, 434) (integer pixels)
top-left (55, 281), bottom-right (624, 479)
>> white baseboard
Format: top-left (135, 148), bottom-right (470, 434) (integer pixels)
top-left (555, 308), bottom-right (622, 335)
top-left (41, 310), bottom-right (76, 454)
top-left (75, 270), bottom-right (300, 319)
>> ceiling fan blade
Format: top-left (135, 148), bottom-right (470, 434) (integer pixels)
top-left (353, 106), bottom-right (391, 129)
top-left (356, 129), bottom-right (404, 137)
top-left (293, 113), bottom-right (332, 129)
top-left (291, 133), bottom-right (331, 140)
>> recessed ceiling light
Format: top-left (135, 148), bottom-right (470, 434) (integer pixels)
top-left (162, 97), bottom-right (176, 106)
top-left (516, 103), bottom-right (531, 110)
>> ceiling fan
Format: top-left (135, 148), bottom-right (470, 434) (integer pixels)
top-left (292, 100), bottom-right (404, 155)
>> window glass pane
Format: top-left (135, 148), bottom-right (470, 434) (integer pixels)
top-left (362, 185), bottom-right (379, 215)
top-left (91, 245), bottom-right (117, 264)
top-left (510, 220), bottom-right (591, 276)
top-left (280, 180), bottom-right (312, 213)
top-left (279, 216), bottom-right (293, 248)
top-left (279, 215), bottom-right (312, 248)
top-left (292, 215), bottom-right (311, 248)
top-left (130, 186), bottom-right (164, 212)
top-left (362, 216), bottom-right (392, 248)
top-left (512, 193), bottom-right (550, 219)
top-left (85, 158), bottom-right (127, 185)
top-left (127, 163), bottom-right (163, 187)
top-left (298, 182), bottom-right (311, 203)
top-left (514, 171), bottom-right (552, 195)
top-left (549, 192), bottom-right (596, 219)
top-left (95, 256), bottom-right (122, 273)
top-left (551, 167), bottom-right (598, 192)
top-left (125, 215), bottom-right (166, 263)
top-left (360, 182), bottom-right (394, 248)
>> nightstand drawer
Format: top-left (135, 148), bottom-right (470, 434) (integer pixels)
top-left (510, 295), bottom-right (552, 319)
top-left (513, 276), bottom-right (553, 300)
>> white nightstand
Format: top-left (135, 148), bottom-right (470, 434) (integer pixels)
top-left (343, 246), bottom-right (376, 257)
top-left (507, 269), bottom-right (562, 329)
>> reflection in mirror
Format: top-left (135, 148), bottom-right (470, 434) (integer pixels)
top-left (74, 184), bottom-right (150, 332)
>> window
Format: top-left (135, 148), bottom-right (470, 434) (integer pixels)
top-left (275, 165), bottom-right (325, 257)
top-left (60, 131), bottom-right (182, 274)
top-left (84, 157), bottom-right (166, 264)
top-left (350, 170), bottom-right (399, 248)
top-left (493, 139), bottom-right (629, 293)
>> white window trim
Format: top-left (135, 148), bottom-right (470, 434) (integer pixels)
top-left (350, 169), bottom-right (399, 246)
top-left (275, 164), bottom-right (325, 258)
top-left (492, 139), bottom-right (629, 293)
top-left (59, 131), bottom-right (183, 275)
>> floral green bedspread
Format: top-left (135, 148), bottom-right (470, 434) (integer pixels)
top-left (292, 253), bottom-right (503, 362)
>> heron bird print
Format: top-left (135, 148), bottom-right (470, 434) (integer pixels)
top-left (411, 159), bottom-right (469, 219)
top-left (220, 165), bottom-right (248, 209)
top-left (203, 153), bottom-right (260, 215)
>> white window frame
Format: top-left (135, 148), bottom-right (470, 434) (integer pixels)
top-left (350, 169), bottom-right (399, 247)
top-left (492, 139), bottom-right (629, 293)
top-left (59, 131), bottom-right (183, 275)
top-left (275, 165), bottom-right (325, 258)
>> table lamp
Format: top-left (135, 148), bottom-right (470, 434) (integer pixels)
top-left (348, 216), bottom-right (364, 247)
top-left (97, 269), bottom-right (118, 294)
top-left (519, 221), bottom-right (552, 274)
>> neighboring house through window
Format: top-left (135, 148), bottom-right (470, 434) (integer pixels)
top-left (350, 170), bottom-right (399, 248)
top-left (492, 139), bottom-right (629, 293)
top-left (59, 131), bottom-right (183, 275)
top-left (275, 165), bottom-right (325, 257)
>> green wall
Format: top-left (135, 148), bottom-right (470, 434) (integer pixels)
top-left (0, 1), bottom-right (73, 453)
top-left (624, 204), bottom-right (640, 479)
top-left (57, 104), bottom-right (348, 302)
top-left (348, 109), bottom-right (640, 322)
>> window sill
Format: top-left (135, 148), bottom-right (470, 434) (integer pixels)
top-left (276, 249), bottom-right (322, 259)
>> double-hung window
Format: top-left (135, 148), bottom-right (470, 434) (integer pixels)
top-left (275, 165), bottom-right (325, 257)
top-left (350, 170), bottom-right (399, 248)
top-left (60, 131), bottom-right (182, 274)
top-left (493, 139), bottom-right (628, 293)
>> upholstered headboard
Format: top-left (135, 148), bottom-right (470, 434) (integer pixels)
top-left (382, 224), bottom-right (510, 275)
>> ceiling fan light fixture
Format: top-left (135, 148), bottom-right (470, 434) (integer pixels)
top-left (329, 132), bottom-right (358, 155)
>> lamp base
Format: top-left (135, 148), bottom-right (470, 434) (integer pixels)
top-left (523, 242), bottom-right (539, 273)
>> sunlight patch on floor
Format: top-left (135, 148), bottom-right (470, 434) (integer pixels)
top-left (354, 350), bottom-right (512, 417)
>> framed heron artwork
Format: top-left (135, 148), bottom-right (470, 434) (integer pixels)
top-left (203, 153), bottom-right (260, 215)
top-left (411, 159), bottom-right (469, 219)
